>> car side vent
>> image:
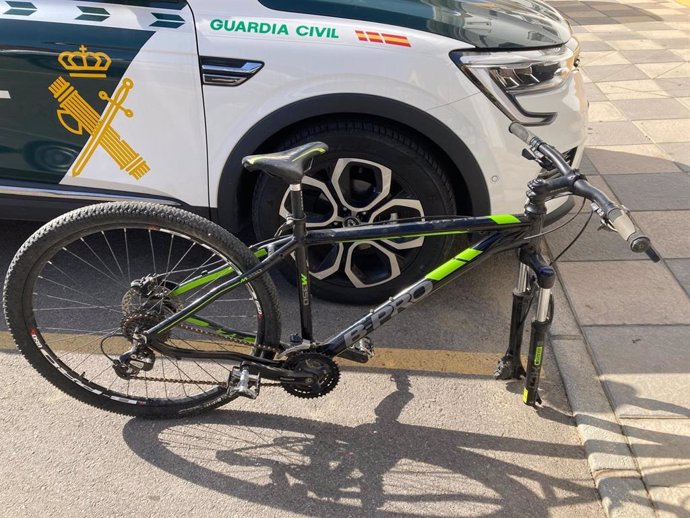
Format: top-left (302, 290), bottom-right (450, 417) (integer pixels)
top-left (200, 57), bottom-right (264, 87)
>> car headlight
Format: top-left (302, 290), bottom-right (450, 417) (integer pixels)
top-left (450, 39), bottom-right (580, 126)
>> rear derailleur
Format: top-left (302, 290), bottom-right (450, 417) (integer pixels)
top-left (111, 334), bottom-right (156, 379)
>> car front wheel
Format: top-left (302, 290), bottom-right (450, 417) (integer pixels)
top-left (252, 120), bottom-right (458, 305)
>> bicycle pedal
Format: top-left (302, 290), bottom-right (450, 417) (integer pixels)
top-left (227, 366), bottom-right (260, 399)
top-left (339, 338), bottom-right (374, 364)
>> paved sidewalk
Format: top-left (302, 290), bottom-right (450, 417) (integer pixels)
top-left (547, 0), bottom-right (690, 516)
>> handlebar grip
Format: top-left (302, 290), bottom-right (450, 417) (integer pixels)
top-left (645, 246), bottom-right (662, 263)
top-left (509, 122), bottom-right (537, 145)
top-left (608, 209), bottom-right (657, 259)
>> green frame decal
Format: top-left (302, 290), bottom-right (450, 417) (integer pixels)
top-left (169, 248), bottom-right (268, 296)
top-left (425, 247), bottom-right (482, 281)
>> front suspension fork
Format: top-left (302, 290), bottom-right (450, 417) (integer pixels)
top-left (495, 248), bottom-right (555, 406)
top-left (494, 262), bottom-right (532, 380)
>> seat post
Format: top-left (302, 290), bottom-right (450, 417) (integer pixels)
top-left (289, 183), bottom-right (314, 342)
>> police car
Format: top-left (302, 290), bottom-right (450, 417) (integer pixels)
top-left (0, 0), bottom-right (586, 303)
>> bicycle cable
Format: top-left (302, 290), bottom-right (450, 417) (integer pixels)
top-left (520, 194), bottom-right (587, 241)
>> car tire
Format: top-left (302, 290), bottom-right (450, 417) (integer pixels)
top-left (252, 119), bottom-right (458, 305)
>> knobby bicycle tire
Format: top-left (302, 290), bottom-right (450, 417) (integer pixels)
top-left (3, 202), bottom-right (282, 418)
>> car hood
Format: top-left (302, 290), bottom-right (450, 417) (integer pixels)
top-left (258, 0), bottom-right (572, 49)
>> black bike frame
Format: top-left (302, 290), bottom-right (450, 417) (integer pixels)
top-left (140, 183), bottom-right (557, 404)
top-left (143, 194), bottom-right (544, 365)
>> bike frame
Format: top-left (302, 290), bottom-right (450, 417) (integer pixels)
top-left (140, 184), bottom-right (556, 404)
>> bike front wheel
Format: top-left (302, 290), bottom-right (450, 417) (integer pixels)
top-left (3, 202), bottom-right (282, 418)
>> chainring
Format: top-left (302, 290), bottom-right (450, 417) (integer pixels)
top-left (281, 352), bottom-right (340, 399)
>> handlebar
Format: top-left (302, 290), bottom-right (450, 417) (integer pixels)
top-left (509, 122), bottom-right (660, 262)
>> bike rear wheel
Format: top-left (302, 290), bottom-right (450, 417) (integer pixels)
top-left (3, 202), bottom-right (282, 418)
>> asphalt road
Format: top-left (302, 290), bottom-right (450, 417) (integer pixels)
top-left (0, 219), bottom-right (604, 517)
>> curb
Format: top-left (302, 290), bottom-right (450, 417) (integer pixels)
top-left (549, 278), bottom-right (657, 518)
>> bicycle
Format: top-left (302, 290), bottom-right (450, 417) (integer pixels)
top-left (2, 123), bottom-right (660, 418)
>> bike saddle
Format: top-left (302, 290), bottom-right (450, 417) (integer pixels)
top-left (242, 142), bottom-right (328, 184)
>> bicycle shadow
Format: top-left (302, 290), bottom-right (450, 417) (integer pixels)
top-left (124, 373), bottom-right (612, 517)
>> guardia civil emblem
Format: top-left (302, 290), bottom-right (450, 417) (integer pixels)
top-left (48, 45), bottom-right (150, 179)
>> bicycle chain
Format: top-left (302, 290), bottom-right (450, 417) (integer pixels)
top-left (178, 322), bottom-right (282, 354)
top-left (128, 322), bottom-right (283, 387)
top-left (128, 374), bottom-right (286, 388)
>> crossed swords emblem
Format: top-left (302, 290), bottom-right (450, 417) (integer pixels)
top-left (48, 53), bottom-right (150, 179)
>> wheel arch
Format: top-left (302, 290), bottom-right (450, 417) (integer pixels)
top-left (215, 94), bottom-right (490, 232)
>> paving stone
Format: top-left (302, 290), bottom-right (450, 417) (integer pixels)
top-left (667, 259), bottom-right (690, 298)
top-left (589, 101), bottom-right (627, 121)
top-left (546, 214), bottom-right (640, 261)
top-left (658, 143), bottom-right (690, 172)
top-left (605, 173), bottom-right (690, 210)
top-left (579, 17), bottom-right (625, 26)
top-left (656, 39), bottom-right (690, 51)
top-left (668, 22), bottom-right (690, 30)
top-left (587, 145), bottom-right (680, 174)
top-left (622, 21), bottom-right (681, 31)
top-left (579, 150), bottom-right (601, 175)
top-left (569, 10), bottom-right (609, 19)
top-left (620, 49), bottom-right (684, 63)
top-left (609, 39), bottom-right (664, 51)
top-left (658, 62), bottom-right (690, 79)
top-left (584, 51), bottom-right (632, 66)
top-left (637, 29), bottom-right (690, 39)
top-left (634, 211), bottom-right (690, 258)
top-left (613, 98), bottom-right (690, 119)
top-left (585, 82), bottom-right (609, 101)
top-left (636, 62), bottom-right (687, 79)
top-left (635, 119), bottom-right (690, 143)
top-left (574, 32), bottom-right (603, 41)
top-left (647, 487), bottom-right (690, 518)
top-left (656, 77), bottom-right (690, 97)
top-left (557, 261), bottom-right (690, 325)
top-left (586, 121), bottom-right (651, 145)
top-left (547, 214), bottom-right (642, 262)
top-left (645, 8), bottom-right (683, 16)
top-left (583, 325), bottom-right (690, 417)
top-left (621, 419), bottom-right (690, 487)
top-left (613, 16), bottom-right (663, 24)
top-left (584, 24), bottom-right (634, 33)
top-left (599, 79), bottom-right (669, 100)
top-left (580, 40), bottom-right (616, 52)
top-left (671, 48), bottom-right (690, 61)
top-left (589, 31), bottom-right (648, 41)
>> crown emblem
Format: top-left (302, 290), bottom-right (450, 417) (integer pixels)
top-left (58, 45), bottom-right (112, 78)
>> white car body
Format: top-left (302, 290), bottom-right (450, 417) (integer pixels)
top-left (0, 0), bottom-right (587, 299)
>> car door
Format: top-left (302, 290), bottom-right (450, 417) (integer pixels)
top-left (0, 0), bottom-right (208, 213)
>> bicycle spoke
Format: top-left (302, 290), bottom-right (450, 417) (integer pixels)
top-left (60, 246), bottom-right (124, 285)
top-left (38, 272), bottom-right (120, 313)
top-left (15, 213), bottom-right (272, 416)
top-left (101, 231), bottom-right (126, 283)
top-left (79, 237), bottom-right (127, 288)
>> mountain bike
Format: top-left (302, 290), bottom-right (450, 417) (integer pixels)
top-left (2, 123), bottom-right (660, 418)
